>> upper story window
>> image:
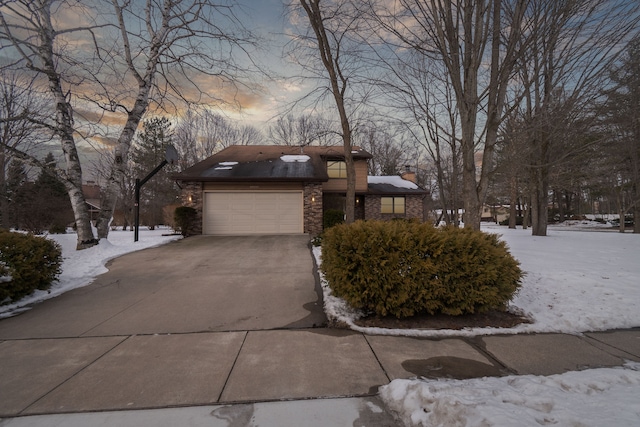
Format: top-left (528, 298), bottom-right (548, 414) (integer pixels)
top-left (381, 196), bottom-right (405, 214)
top-left (327, 161), bottom-right (347, 178)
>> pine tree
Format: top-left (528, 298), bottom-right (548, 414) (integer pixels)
top-left (19, 153), bottom-right (73, 233)
top-left (2, 158), bottom-right (27, 229)
top-left (130, 117), bottom-right (179, 229)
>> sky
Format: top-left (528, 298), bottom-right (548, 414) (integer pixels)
top-left (1, 221), bottom-right (639, 425)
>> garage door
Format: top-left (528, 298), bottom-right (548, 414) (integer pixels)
top-left (204, 192), bottom-right (303, 235)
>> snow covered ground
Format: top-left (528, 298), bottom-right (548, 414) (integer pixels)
top-left (314, 223), bottom-right (640, 426)
top-left (0, 227), bottom-right (181, 318)
top-left (1, 223), bottom-right (639, 426)
top-left (380, 362), bottom-right (640, 427)
top-left (316, 223), bottom-right (640, 337)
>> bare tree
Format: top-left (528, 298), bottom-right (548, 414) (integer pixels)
top-left (0, 70), bottom-right (50, 228)
top-left (292, 0), bottom-right (371, 223)
top-left (0, 0), bottom-right (257, 247)
top-left (370, 48), bottom-right (464, 226)
top-left (173, 108), bottom-right (262, 167)
top-left (512, 0), bottom-right (639, 236)
top-left (0, 1), bottom-right (102, 248)
top-left (268, 113), bottom-right (333, 146)
top-left (236, 123), bottom-right (263, 146)
top-left (369, 0), bottom-right (528, 230)
top-left (93, 0), bottom-right (257, 239)
top-left (601, 37), bottom-right (640, 233)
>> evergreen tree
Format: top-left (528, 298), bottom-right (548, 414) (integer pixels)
top-left (130, 117), bottom-right (179, 229)
top-left (2, 158), bottom-right (27, 229)
top-left (19, 153), bottom-right (73, 233)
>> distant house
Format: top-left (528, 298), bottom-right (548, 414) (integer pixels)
top-left (82, 182), bottom-right (102, 224)
top-left (481, 204), bottom-right (510, 223)
top-left (172, 145), bottom-right (430, 235)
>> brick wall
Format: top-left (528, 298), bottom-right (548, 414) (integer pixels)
top-left (364, 194), bottom-right (425, 221)
top-left (304, 183), bottom-right (323, 236)
top-left (179, 181), bottom-right (203, 235)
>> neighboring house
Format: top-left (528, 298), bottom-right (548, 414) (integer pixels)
top-left (82, 182), bottom-right (102, 224)
top-left (172, 145), bottom-right (430, 236)
top-left (481, 204), bottom-right (510, 223)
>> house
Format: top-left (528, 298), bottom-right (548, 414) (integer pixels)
top-left (481, 204), bottom-right (510, 223)
top-left (82, 182), bottom-right (102, 224)
top-left (172, 145), bottom-right (430, 235)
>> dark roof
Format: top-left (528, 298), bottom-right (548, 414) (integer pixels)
top-left (173, 145), bottom-right (372, 182)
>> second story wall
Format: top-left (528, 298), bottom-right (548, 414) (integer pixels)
top-left (322, 160), bottom-right (369, 192)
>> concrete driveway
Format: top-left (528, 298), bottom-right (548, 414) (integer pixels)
top-left (0, 235), bottom-right (327, 339)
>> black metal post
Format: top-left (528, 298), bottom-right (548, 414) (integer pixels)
top-left (134, 160), bottom-right (168, 242)
top-left (134, 178), bottom-right (140, 242)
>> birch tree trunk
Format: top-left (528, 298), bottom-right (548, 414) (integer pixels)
top-left (0, 0), bottom-right (97, 249)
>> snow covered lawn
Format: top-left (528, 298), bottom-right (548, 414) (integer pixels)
top-left (316, 223), bottom-right (640, 337)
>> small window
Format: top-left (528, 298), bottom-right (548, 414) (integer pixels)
top-left (381, 197), bottom-right (405, 214)
top-left (327, 161), bottom-right (347, 178)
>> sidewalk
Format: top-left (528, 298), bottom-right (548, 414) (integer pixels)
top-left (1, 326), bottom-right (638, 423)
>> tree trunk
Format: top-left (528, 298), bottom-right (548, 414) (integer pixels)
top-left (555, 189), bottom-right (564, 223)
top-left (531, 166), bottom-right (549, 236)
top-left (95, 89), bottom-right (151, 239)
top-left (522, 197), bottom-right (529, 230)
top-left (37, 10), bottom-right (96, 249)
top-left (509, 175), bottom-right (517, 229)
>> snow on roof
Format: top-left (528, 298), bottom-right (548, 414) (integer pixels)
top-left (214, 166), bottom-right (233, 170)
top-left (219, 161), bottom-right (238, 166)
top-left (280, 155), bottom-right (310, 162)
top-left (368, 175), bottom-right (419, 189)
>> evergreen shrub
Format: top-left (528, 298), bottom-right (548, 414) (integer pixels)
top-left (174, 206), bottom-right (198, 236)
top-left (0, 230), bottom-right (62, 304)
top-left (321, 220), bottom-right (522, 318)
top-left (323, 209), bottom-right (345, 230)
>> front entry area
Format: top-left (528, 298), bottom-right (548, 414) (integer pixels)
top-left (203, 191), bottom-right (303, 235)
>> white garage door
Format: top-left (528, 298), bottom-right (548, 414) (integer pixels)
top-left (204, 192), bottom-right (303, 235)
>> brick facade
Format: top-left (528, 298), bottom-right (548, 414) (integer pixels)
top-left (179, 181), bottom-right (426, 236)
top-left (364, 194), bottom-right (425, 222)
top-left (179, 181), bottom-right (203, 235)
top-left (303, 183), bottom-right (323, 236)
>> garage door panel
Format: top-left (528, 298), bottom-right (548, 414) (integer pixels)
top-left (204, 192), bottom-right (303, 235)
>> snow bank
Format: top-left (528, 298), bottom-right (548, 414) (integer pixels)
top-left (380, 362), bottom-right (640, 427)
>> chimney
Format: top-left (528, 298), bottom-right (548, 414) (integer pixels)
top-left (401, 165), bottom-right (417, 184)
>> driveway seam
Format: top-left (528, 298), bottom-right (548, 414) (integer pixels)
top-left (216, 331), bottom-right (248, 403)
top-left (363, 334), bottom-right (392, 383)
top-left (464, 336), bottom-right (517, 375)
top-left (18, 335), bottom-right (130, 416)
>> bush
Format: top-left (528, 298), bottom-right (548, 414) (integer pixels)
top-left (48, 223), bottom-right (67, 234)
top-left (499, 216), bottom-right (523, 226)
top-left (0, 230), bottom-right (62, 304)
top-left (323, 209), bottom-right (345, 230)
top-left (321, 220), bottom-right (522, 318)
top-left (174, 206), bottom-right (198, 237)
